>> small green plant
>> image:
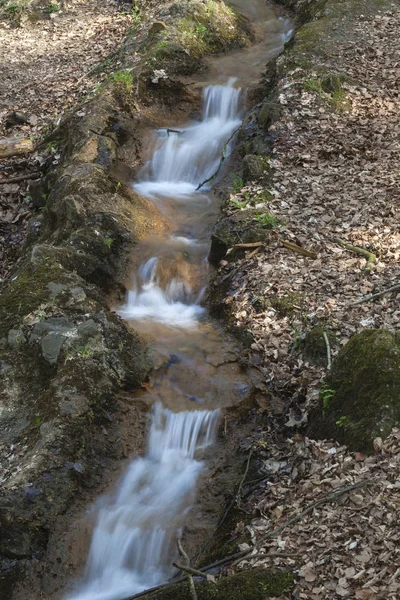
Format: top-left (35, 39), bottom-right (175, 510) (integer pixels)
top-left (115, 181), bottom-right (121, 192)
top-left (232, 199), bottom-right (247, 209)
top-left (4, 3), bottom-right (19, 14)
top-left (254, 212), bottom-right (281, 228)
top-left (336, 415), bottom-right (347, 427)
top-left (195, 21), bottom-right (207, 38)
top-left (320, 382), bottom-right (336, 414)
top-left (304, 73), bottom-right (348, 112)
top-left (232, 173), bottom-right (244, 193)
top-left (65, 345), bottom-right (94, 361)
top-left (112, 70), bottom-right (133, 94)
top-left (104, 237), bottom-right (114, 249)
top-left (23, 195), bottom-right (32, 203)
top-left (156, 39), bottom-right (169, 53)
top-left (44, 2), bottom-right (58, 13)
top-left (46, 141), bottom-right (58, 152)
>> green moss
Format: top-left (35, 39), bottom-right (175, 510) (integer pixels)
top-left (304, 73), bottom-right (349, 111)
top-left (270, 293), bottom-right (305, 318)
top-left (0, 262), bottom-right (67, 338)
top-left (138, 568), bottom-right (294, 600)
top-left (309, 329), bottom-right (400, 452)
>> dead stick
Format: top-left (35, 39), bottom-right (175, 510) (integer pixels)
top-left (172, 562), bottom-right (208, 580)
top-left (336, 238), bottom-right (376, 271)
top-left (177, 538), bottom-right (197, 600)
top-left (0, 172), bottom-right (40, 184)
top-left (349, 281), bottom-right (400, 306)
top-left (231, 551), bottom-right (302, 567)
top-left (196, 127), bottom-right (241, 191)
top-left (323, 331), bottom-right (332, 370)
top-left (233, 242), bottom-right (264, 249)
top-left (282, 240), bottom-right (317, 259)
top-left (248, 246), bottom-right (261, 259)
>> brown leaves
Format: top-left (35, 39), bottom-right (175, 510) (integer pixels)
top-left (238, 429), bottom-right (400, 600)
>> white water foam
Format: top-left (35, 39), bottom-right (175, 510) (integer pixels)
top-left (66, 404), bottom-right (219, 600)
top-left (118, 257), bottom-right (205, 327)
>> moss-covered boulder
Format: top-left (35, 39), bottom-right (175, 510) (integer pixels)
top-left (309, 329), bottom-right (400, 452)
top-left (138, 568), bottom-right (294, 600)
top-left (242, 154), bottom-right (272, 183)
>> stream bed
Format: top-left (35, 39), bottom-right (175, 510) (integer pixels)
top-left (66, 4), bottom-right (292, 599)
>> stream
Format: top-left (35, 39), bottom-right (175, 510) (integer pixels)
top-left (66, 4), bottom-right (292, 600)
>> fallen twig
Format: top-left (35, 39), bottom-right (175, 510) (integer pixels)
top-left (282, 240), bottom-right (317, 259)
top-left (166, 128), bottom-right (182, 136)
top-left (349, 281), bottom-right (400, 306)
top-left (196, 126), bottom-right (241, 191)
top-left (231, 551), bottom-right (302, 567)
top-left (177, 537), bottom-right (197, 600)
top-left (0, 172), bottom-right (40, 184)
top-left (233, 242), bottom-right (264, 249)
top-left (336, 238), bottom-right (376, 271)
top-left (323, 331), bottom-right (332, 370)
top-left (172, 562), bottom-right (208, 580)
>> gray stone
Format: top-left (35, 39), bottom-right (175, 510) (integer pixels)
top-left (32, 318), bottom-right (75, 339)
top-left (77, 319), bottom-right (100, 339)
top-left (48, 282), bottom-right (67, 297)
top-left (41, 332), bottom-right (66, 364)
top-left (8, 329), bottom-right (26, 348)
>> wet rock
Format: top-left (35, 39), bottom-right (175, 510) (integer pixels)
top-left (41, 331), bottom-right (66, 364)
top-left (309, 329), bottom-right (400, 452)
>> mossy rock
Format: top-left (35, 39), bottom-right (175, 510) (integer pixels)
top-left (209, 213), bottom-right (270, 264)
top-left (309, 329), bottom-right (400, 452)
top-left (138, 568), bottom-right (294, 600)
top-left (242, 154), bottom-right (272, 183)
top-left (299, 324), bottom-right (336, 366)
top-left (258, 96), bottom-right (281, 132)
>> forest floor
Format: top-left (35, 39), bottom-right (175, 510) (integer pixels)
top-left (0, 0), bottom-right (134, 284)
top-left (214, 2), bottom-right (400, 598)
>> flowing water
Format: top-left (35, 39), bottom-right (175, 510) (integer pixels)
top-left (66, 4), bottom-right (292, 600)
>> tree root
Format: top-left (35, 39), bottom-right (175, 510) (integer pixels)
top-left (0, 172), bottom-right (40, 184)
top-left (336, 238), bottom-right (377, 271)
top-left (349, 281), bottom-right (400, 306)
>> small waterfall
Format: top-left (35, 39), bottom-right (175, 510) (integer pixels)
top-left (68, 405), bottom-right (219, 600)
top-left (135, 78), bottom-right (242, 198)
top-left (119, 79), bottom-right (243, 327)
